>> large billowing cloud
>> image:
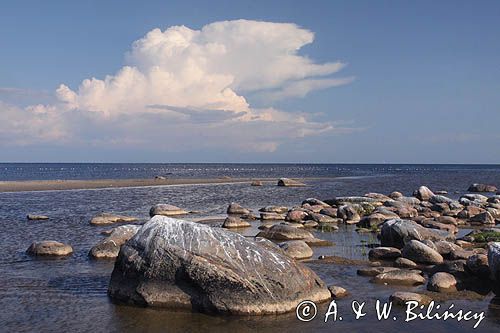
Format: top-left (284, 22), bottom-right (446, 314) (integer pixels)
top-left (0, 20), bottom-right (355, 154)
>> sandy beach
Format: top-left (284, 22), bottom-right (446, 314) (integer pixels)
top-left (0, 177), bottom-right (325, 192)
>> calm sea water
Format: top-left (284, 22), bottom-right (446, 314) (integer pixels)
top-left (0, 164), bottom-right (499, 332)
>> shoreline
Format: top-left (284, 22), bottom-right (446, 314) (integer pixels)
top-left (0, 177), bottom-right (333, 193)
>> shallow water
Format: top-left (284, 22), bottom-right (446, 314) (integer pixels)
top-left (0, 165), bottom-right (499, 332)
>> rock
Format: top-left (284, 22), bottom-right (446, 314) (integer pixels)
top-left (259, 206), bottom-right (288, 214)
top-left (466, 254), bottom-right (490, 278)
top-left (427, 272), bottom-right (457, 292)
top-left (397, 196), bottom-right (421, 206)
top-left (389, 191), bottom-right (403, 199)
top-left (303, 238), bottom-right (333, 247)
top-left (279, 240), bottom-right (313, 259)
top-left (402, 240), bottom-right (444, 264)
top-left (380, 219), bottom-right (452, 248)
top-left (457, 206), bottom-right (484, 219)
top-left (435, 190), bottom-right (448, 195)
top-left (149, 204), bottom-right (188, 217)
top-left (108, 216), bottom-right (330, 314)
top-left (468, 183), bottom-right (498, 193)
top-left (436, 216), bottom-right (458, 226)
top-left (154, 176), bottom-right (167, 180)
top-left (357, 266), bottom-right (400, 277)
top-left (277, 178), bottom-right (306, 187)
top-left (260, 212), bottom-right (286, 220)
top-left (302, 198), bottom-right (330, 207)
top-left (89, 225), bottom-right (140, 259)
top-left (368, 247), bottom-right (401, 260)
top-left (394, 257), bottom-right (418, 268)
top-left (318, 207), bottom-right (338, 218)
top-left (429, 260), bottom-right (467, 276)
top-left (251, 180), bottom-right (263, 186)
top-left (433, 240), bottom-right (462, 257)
top-left (303, 221), bottom-right (318, 228)
top-left (285, 210), bottom-right (309, 223)
top-left (90, 213), bottom-right (138, 225)
top-left (309, 212), bottom-right (338, 223)
top-left (337, 205), bottom-right (361, 223)
top-left (302, 204), bottom-right (323, 213)
top-left (227, 203), bottom-right (251, 215)
top-left (448, 249), bottom-right (475, 261)
top-left (390, 292), bottom-right (432, 306)
top-left (429, 195), bottom-right (454, 205)
top-left (328, 196), bottom-right (382, 205)
top-left (256, 224), bottom-right (314, 240)
top-left (222, 216), bottom-right (251, 229)
top-left (420, 219), bottom-right (457, 234)
top-left (364, 193), bottom-right (392, 201)
top-left (488, 242), bottom-right (500, 281)
top-left (328, 286), bottom-right (349, 299)
top-left (27, 214), bottom-right (49, 220)
top-left (372, 270), bottom-right (425, 286)
top-left (470, 211), bottom-right (495, 225)
top-left (461, 194), bottom-right (488, 202)
top-left (27, 241), bottom-right (73, 257)
top-left (357, 213), bottom-right (388, 228)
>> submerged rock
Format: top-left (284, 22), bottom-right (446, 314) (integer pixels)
top-left (390, 292), bottom-right (432, 306)
top-left (372, 270), bottom-right (425, 286)
top-left (108, 216), bottom-right (330, 314)
top-left (251, 180), bottom-right (263, 186)
top-left (27, 214), bottom-right (49, 220)
top-left (90, 213), bottom-right (138, 225)
top-left (357, 266), bottom-right (399, 277)
top-left (89, 225), bottom-right (140, 259)
top-left (277, 178), bottom-right (306, 187)
top-left (149, 204), bottom-right (189, 217)
top-left (27, 241), bottom-right (73, 257)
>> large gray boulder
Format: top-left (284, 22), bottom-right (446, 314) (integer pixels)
top-left (413, 186), bottom-right (435, 201)
top-left (380, 219), bottom-right (452, 248)
top-left (108, 216), bottom-right (330, 314)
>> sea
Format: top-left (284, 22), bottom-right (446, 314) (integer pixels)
top-left (0, 163), bottom-right (499, 332)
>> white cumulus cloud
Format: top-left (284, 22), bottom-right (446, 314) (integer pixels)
top-left (0, 19), bottom-right (356, 155)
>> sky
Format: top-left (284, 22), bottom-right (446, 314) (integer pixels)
top-left (1, 0), bottom-right (499, 163)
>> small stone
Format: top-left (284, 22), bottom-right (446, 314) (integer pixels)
top-left (250, 180), bottom-right (263, 186)
top-left (328, 286), bottom-right (349, 299)
top-left (279, 240), bottom-right (313, 259)
top-left (357, 266), bottom-right (400, 277)
top-left (27, 241), bottom-right (73, 257)
top-left (368, 247), bottom-right (401, 260)
top-left (222, 216), bottom-right (251, 229)
top-left (149, 204), bottom-right (189, 217)
top-left (390, 292), bottom-right (432, 306)
top-left (227, 203), bottom-right (250, 215)
top-left (427, 272), bottom-right (457, 292)
top-left (277, 178), bottom-right (306, 187)
top-left (372, 270), bottom-right (426, 286)
top-left (90, 213), bottom-right (138, 225)
top-left (26, 214), bottom-right (49, 220)
top-left (394, 257), bottom-right (418, 268)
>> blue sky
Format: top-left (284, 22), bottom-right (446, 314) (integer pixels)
top-left (1, 0), bottom-right (499, 163)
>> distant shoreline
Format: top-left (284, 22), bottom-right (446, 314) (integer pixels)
top-left (0, 177), bottom-right (332, 193)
